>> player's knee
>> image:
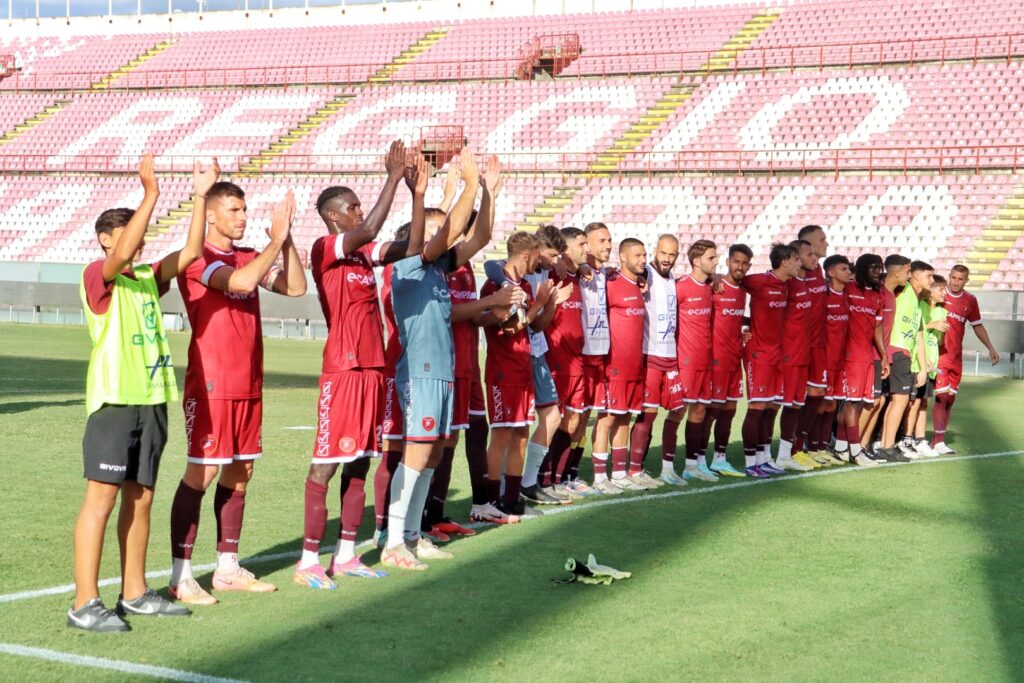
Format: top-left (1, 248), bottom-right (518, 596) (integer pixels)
top-left (689, 404), bottom-right (706, 421)
top-left (308, 462), bottom-right (338, 486)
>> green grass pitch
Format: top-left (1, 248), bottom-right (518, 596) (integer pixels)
top-left (1, 323), bottom-right (1023, 681)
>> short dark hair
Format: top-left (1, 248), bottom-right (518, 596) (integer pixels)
top-left (207, 181), bottom-right (245, 205)
top-left (424, 207), bottom-right (447, 223)
top-left (619, 237), bottom-right (644, 254)
top-left (395, 221), bottom-right (411, 242)
top-left (854, 253), bottom-right (883, 291)
top-left (823, 254), bottom-right (850, 274)
top-left (687, 239), bottom-right (716, 266)
top-left (728, 243), bottom-right (753, 259)
top-left (931, 274), bottom-right (947, 286)
top-left (884, 254), bottom-right (911, 269)
top-left (584, 222), bottom-right (609, 235)
top-left (788, 238), bottom-right (811, 251)
top-left (560, 226), bottom-right (584, 241)
top-left (911, 260), bottom-right (934, 273)
top-left (95, 208), bottom-right (135, 235)
top-left (315, 186), bottom-right (354, 215)
top-left (536, 224), bottom-right (567, 252)
top-left (768, 243), bottom-right (797, 269)
top-left (797, 224), bottom-right (823, 241)
top-left (951, 264), bottom-right (970, 275)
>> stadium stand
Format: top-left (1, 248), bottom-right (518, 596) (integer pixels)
top-left (0, 0), bottom-right (1022, 288)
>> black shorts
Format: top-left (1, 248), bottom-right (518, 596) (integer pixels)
top-left (914, 378), bottom-right (935, 400)
top-left (872, 360), bottom-right (884, 399)
top-left (82, 404), bottom-right (168, 487)
top-left (886, 352), bottom-right (914, 396)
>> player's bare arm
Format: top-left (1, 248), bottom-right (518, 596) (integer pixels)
top-left (207, 191), bottom-right (293, 294)
top-left (453, 285), bottom-right (526, 323)
top-left (378, 152), bottom-right (429, 265)
top-left (454, 154), bottom-right (500, 267)
top-left (973, 324), bottom-right (1000, 365)
top-left (437, 162), bottom-right (459, 213)
top-left (101, 154), bottom-right (159, 283)
top-left (423, 146), bottom-right (479, 264)
top-left (342, 140), bottom-right (406, 259)
top-left (873, 322), bottom-right (891, 378)
top-left (158, 157), bottom-right (219, 284)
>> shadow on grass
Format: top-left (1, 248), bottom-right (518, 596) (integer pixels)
top-left (0, 398), bottom-right (83, 414)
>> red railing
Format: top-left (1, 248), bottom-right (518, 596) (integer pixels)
top-left (0, 144), bottom-right (1020, 177)
top-left (2, 31), bottom-right (1023, 93)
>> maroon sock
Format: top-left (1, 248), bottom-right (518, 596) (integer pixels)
top-left (170, 481), bottom-right (204, 560)
top-left (628, 412), bottom-right (655, 473)
top-left (339, 459), bottom-right (369, 543)
top-left (425, 446), bottom-right (455, 524)
top-left (796, 395), bottom-right (823, 450)
top-left (714, 406), bottom-right (737, 455)
top-left (302, 479), bottom-right (329, 554)
top-left (932, 394), bottom-right (953, 445)
top-left (213, 484), bottom-right (246, 555)
top-left (701, 407), bottom-right (717, 451)
top-left (568, 445), bottom-right (586, 480)
top-left (593, 451), bottom-right (608, 478)
top-left (611, 446), bottom-right (629, 477)
top-left (374, 449), bottom-right (402, 530)
top-left (502, 475), bottom-right (522, 506)
top-left (759, 407), bottom-right (778, 450)
top-left (845, 421), bottom-right (861, 445)
top-left (546, 428), bottom-right (572, 485)
top-left (814, 409), bottom-right (835, 450)
top-left (661, 419), bottom-right (680, 464)
top-left (466, 416), bottom-right (490, 504)
top-left (684, 419), bottom-right (703, 465)
top-left (485, 477), bottom-right (502, 505)
top-left (741, 410), bottom-right (761, 451)
top-left (779, 406), bottom-right (800, 443)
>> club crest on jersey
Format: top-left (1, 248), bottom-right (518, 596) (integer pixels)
top-left (201, 437), bottom-right (217, 454)
top-left (339, 437), bottom-right (356, 454)
top-left (422, 417), bottom-right (436, 432)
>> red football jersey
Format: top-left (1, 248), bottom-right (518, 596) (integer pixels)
top-left (804, 264), bottom-right (827, 348)
top-left (939, 289), bottom-right (982, 366)
top-left (878, 286), bottom-right (896, 361)
top-left (311, 236), bottom-right (385, 374)
top-left (178, 243), bottom-right (264, 399)
top-left (824, 287), bottom-right (850, 370)
top-left (381, 264), bottom-right (402, 378)
top-left (845, 282), bottom-right (884, 363)
top-left (743, 271), bottom-right (789, 366)
top-left (605, 270), bottom-right (646, 381)
top-left (545, 272), bottom-right (585, 376)
top-left (480, 276), bottom-right (534, 386)
top-left (675, 275), bottom-right (713, 370)
top-left (448, 263), bottom-right (479, 379)
top-left (781, 275), bottom-right (813, 366)
top-left (712, 278), bottom-right (746, 372)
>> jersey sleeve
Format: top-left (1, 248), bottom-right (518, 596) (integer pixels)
top-left (968, 297), bottom-right (982, 325)
top-left (149, 259), bottom-right (170, 297)
top-left (183, 252), bottom-right (220, 288)
top-left (82, 260), bottom-right (114, 315)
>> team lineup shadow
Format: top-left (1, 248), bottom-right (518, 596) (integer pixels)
top-left (0, 398), bottom-right (83, 414)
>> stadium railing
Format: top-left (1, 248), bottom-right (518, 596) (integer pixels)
top-left (2, 31), bottom-right (1022, 92)
top-left (3, 145), bottom-right (1021, 176)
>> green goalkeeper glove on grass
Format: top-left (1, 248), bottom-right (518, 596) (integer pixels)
top-left (553, 555), bottom-right (631, 585)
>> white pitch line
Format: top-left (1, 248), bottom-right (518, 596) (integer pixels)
top-left (2, 449), bottom-right (1021, 606)
top-left (282, 425), bottom-right (315, 430)
top-left (0, 643), bottom-right (249, 683)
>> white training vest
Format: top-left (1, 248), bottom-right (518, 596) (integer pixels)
top-left (580, 266), bottom-right (610, 356)
top-left (643, 263), bottom-right (676, 359)
top-left (524, 270), bottom-right (550, 358)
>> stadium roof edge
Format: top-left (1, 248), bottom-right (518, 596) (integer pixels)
top-left (1, 0), bottom-right (780, 38)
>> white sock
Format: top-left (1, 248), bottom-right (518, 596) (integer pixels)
top-left (404, 467), bottom-right (434, 545)
top-left (386, 463), bottom-right (425, 550)
top-left (298, 550), bottom-right (321, 569)
top-left (745, 455), bottom-right (756, 468)
top-left (685, 458), bottom-right (699, 470)
top-left (217, 552), bottom-right (239, 574)
top-left (760, 444), bottom-right (772, 460)
top-left (713, 451), bottom-right (726, 463)
top-left (778, 440), bottom-right (793, 460)
top-left (835, 439), bottom-right (849, 451)
top-left (522, 441), bottom-right (547, 488)
top-left (661, 460), bottom-right (675, 476)
top-left (593, 453), bottom-right (608, 484)
top-left (171, 558), bottom-right (192, 585)
top-left (333, 539), bottom-right (356, 565)
top-left (755, 450), bottom-right (768, 466)
top-left (851, 443), bottom-right (863, 457)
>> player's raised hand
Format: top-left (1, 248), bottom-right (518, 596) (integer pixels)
top-left (139, 153), bottom-right (159, 196)
top-left (193, 156), bottom-right (220, 198)
top-left (459, 146), bottom-right (480, 186)
top-left (269, 190), bottom-right (295, 243)
top-left (443, 162), bottom-right (460, 195)
top-left (481, 154), bottom-right (501, 193)
top-left (405, 153), bottom-right (429, 196)
top-left (535, 279), bottom-right (555, 304)
top-left (491, 284), bottom-right (527, 309)
top-left (384, 140), bottom-right (407, 181)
